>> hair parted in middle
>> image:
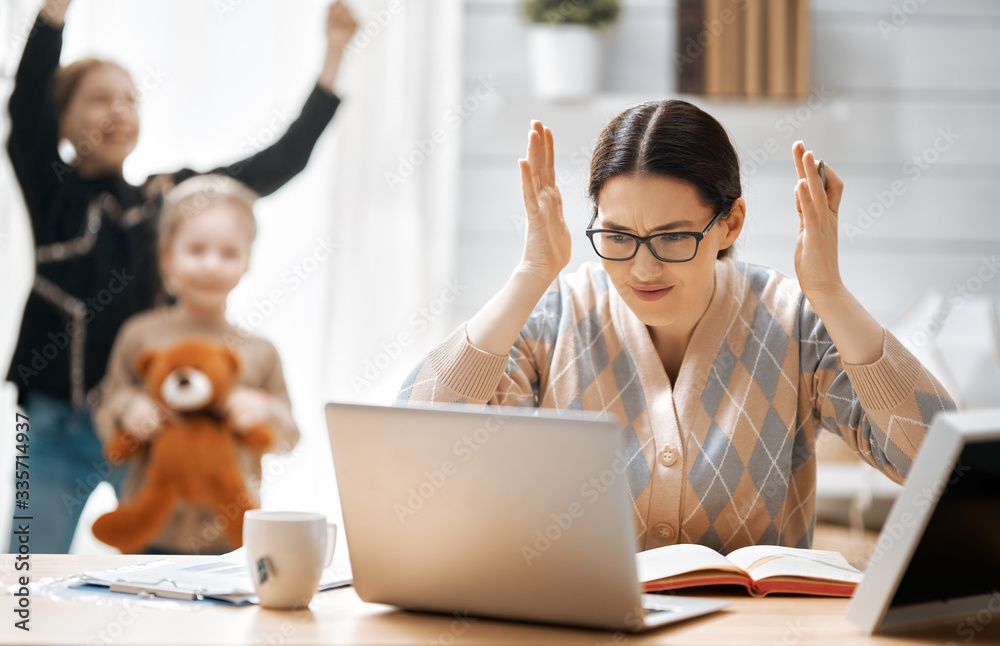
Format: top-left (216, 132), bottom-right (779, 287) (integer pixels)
top-left (588, 99), bottom-right (743, 259)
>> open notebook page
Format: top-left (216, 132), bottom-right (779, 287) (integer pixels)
top-left (724, 545), bottom-right (862, 584)
top-left (636, 543), bottom-right (746, 583)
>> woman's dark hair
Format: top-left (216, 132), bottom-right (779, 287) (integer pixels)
top-left (56, 58), bottom-right (131, 122)
top-left (588, 99), bottom-right (742, 259)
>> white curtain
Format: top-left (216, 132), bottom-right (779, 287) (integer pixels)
top-left (0, 0), bottom-right (463, 554)
top-left (311, 0), bottom-right (463, 558)
top-left (321, 0), bottom-right (462, 404)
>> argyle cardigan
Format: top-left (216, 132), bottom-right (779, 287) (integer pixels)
top-left (397, 259), bottom-right (956, 553)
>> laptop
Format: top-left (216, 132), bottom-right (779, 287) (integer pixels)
top-left (325, 402), bottom-right (729, 632)
top-left (846, 408), bottom-right (1000, 634)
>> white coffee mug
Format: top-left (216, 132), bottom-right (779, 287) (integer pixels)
top-left (243, 510), bottom-right (336, 609)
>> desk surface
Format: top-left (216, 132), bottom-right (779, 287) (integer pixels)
top-left (2, 554), bottom-right (995, 646)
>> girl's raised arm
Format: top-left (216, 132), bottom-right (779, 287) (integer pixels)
top-left (317, 1), bottom-right (358, 95)
top-left (39, 0), bottom-right (72, 27)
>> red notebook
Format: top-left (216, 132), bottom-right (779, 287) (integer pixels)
top-left (637, 544), bottom-right (862, 598)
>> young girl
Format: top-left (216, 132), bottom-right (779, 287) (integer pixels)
top-left (92, 175), bottom-right (299, 555)
top-left (5, 0), bottom-right (355, 553)
top-left (398, 104), bottom-right (956, 554)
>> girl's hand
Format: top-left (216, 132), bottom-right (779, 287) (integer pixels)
top-left (325, 1), bottom-right (358, 56)
top-left (226, 387), bottom-right (271, 434)
top-left (121, 394), bottom-right (164, 442)
top-left (318, 2), bottom-right (358, 93)
top-left (791, 140), bottom-right (846, 303)
top-left (516, 120), bottom-right (571, 287)
top-left (40, 0), bottom-right (73, 27)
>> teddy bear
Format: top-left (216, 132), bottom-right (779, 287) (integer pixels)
top-left (92, 338), bottom-right (275, 553)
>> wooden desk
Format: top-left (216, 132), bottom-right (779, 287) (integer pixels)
top-left (2, 555), bottom-right (996, 645)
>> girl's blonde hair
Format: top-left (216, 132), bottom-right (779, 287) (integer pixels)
top-left (159, 175), bottom-right (260, 247)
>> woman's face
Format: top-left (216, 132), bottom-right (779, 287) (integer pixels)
top-left (594, 174), bottom-right (744, 332)
top-left (59, 64), bottom-right (139, 178)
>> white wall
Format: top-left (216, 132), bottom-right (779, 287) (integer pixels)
top-left (455, 0), bottom-right (1000, 518)
top-left (452, 0), bottom-right (1000, 349)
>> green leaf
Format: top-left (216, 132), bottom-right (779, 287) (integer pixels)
top-left (522, 0), bottom-right (621, 28)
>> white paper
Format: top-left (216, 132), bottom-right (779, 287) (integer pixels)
top-left (76, 547), bottom-right (352, 605)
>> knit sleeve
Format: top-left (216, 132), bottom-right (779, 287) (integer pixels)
top-left (255, 343), bottom-right (300, 455)
top-left (170, 85), bottom-right (341, 197)
top-left (798, 298), bottom-right (956, 483)
top-left (91, 318), bottom-right (154, 444)
top-left (7, 15), bottom-right (63, 223)
top-left (396, 287), bottom-right (564, 407)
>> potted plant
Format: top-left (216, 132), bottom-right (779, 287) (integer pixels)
top-left (523, 0), bottom-right (621, 100)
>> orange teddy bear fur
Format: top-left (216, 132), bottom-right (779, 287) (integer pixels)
top-left (92, 338), bottom-right (275, 553)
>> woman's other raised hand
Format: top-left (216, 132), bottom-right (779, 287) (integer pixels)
top-left (465, 121), bottom-right (571, 356)
top-left (791, 140), bottom-right (846, 302)
top-left (517, 120), bottom-right (571, 287)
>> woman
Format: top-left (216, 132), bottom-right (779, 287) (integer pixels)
top-left (398, 102), bottom-right (955, 553)
top-left (5, 0), bottom-right (356, 553)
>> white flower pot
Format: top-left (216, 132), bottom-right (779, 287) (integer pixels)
top-left (527, 24), bottom-right (604, 101)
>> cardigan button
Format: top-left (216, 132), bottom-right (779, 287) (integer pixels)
top-left (654, 523), bottom-right (676, 541)
top-left (659, 445), bottom-right (679, 468)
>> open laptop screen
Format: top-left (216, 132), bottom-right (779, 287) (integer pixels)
top-left (889, 439), bottom-right (1000, 607)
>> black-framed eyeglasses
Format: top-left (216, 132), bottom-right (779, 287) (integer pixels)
top-left (585, 209), bottom-right (726, 263)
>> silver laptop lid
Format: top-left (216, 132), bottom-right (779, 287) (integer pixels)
top-left (326, 402), bottom-right (647, 631)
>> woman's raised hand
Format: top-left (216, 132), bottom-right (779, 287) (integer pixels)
top-left (464, 121), bottom-right (571, 355)
top-left (517, 120), bottom-right (571, 286)
top-left (791, 140), bottom-right (846, 302)
top-left (790, 141), bottom-right (887, 366)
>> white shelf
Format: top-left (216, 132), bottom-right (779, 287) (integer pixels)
top-left (816, 462), bottom-right (903, 501)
